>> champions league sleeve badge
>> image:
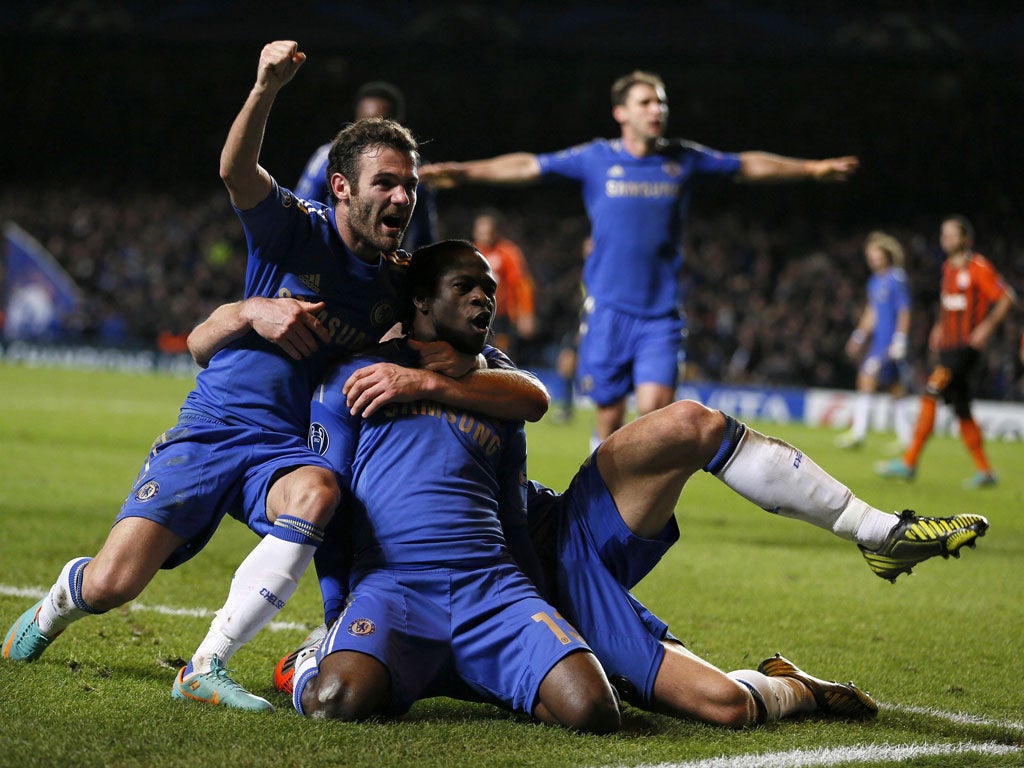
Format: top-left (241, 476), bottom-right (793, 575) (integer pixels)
top-left (308, 423), bottom-right (330, 455)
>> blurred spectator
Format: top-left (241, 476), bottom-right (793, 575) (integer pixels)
top-left (472, 208), bottom-right (536, 363)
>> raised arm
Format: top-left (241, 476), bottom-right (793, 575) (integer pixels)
top-left (419, 152), bottom-right (542, 188)
top-left (737, 151), bottom-right (859, 182)
top-left (187, 297), bottom-right (331, 368)
top-left (220, 40), bottom-right (307, 210)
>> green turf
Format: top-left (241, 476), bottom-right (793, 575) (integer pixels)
top-left (1, 363), bottom-right (1021, 767)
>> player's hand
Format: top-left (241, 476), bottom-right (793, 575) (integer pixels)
top-left (809, 156), bottom-right (859, 181)
top-left (418, 162), bottom-right (466, 189)
top-left (242, 297), bottom-right (330, 359)
top-left (887, 332), bottom-right (907, 361)
top-left (256, 41), bottom-right (306, 92)
top-left (967, 324), bottom-right (994, 350)
top-left (409, 338), bottom-right (479, 378)
top-left (343, 363), bottom-right (432, 418)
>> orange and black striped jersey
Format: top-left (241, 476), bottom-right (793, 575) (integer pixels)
top-left (937, 253), bottom-right (1010, 349)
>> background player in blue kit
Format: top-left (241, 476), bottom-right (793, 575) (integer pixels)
top-left (294, 80), bottom-right (438, 251)
top-left (3, 41), bottom-right (547, 713)
top-left (421, 70), bottom-right (859, 448)
top-left (836, 231), bottom-right (913, 450)
top-left (289, 241), bottom-right (621, 732)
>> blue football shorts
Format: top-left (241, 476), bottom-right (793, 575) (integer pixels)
top-left (317, 561), bottom-right (591, 717)
top-left (861, 352), bottom-right (907, 390)
top-left (528, 454), bottom-right (680, 708)
top-left (576, 302), bottom-right (683, 406)
top-left (116, 411), bottom-right (336, 568)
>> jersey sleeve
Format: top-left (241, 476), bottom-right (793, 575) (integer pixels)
top-left (681, 140), bottom-right (742, 176)
top-left (893, 269), bottom-right (912, 311)
top-left (975, 258), bottom-right (1012, 302)
top-left (234, 179), bottom-right (317, 268)
top-left (536, 141), bottom-right (596, 182)
top-left (309, 357), bottom-right (371, 626)
top-left (482, 345), bottom-right (516, 370)
top-left (495, 426), bottom-right (549, 595)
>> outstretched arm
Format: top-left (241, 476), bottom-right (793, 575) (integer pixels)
top-left (419, 152), bottom-right (542, 188)
top-left (221, 40), bottom-right (307, 210)
top-left (187, 297), bottom-right (331, 368)
top-left (737, 151), bottom-right (859, 182)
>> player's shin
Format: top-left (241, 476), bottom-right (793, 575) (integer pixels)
top-left (190, 516), bottom-right (323, 673)
top-left (706, 421), bottom-right (895, 548)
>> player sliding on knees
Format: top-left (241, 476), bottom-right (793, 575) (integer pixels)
top-left (274, 246), bottom-right (987, 727)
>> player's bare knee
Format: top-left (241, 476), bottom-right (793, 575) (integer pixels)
top-left (563, 687), bottom-right (621, 734)
top-left (80, 562), bottom-right (142, 610)
top-left (710, 679), bottom-right (759, 729)
top-left (303, 673), bottom-right (384, 721)
top-left (661, 400), bottom-right (722, 454)
top-left (274, 470), bottom-right (341, 527)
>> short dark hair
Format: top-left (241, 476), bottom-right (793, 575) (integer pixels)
top-left (398, 240), bottom-right (477, 330)
top-left (407, 239), bottom-right (479, 301)
top-left (610, 70), bottom-right (665, 107)
top-left (943, 214), bottom-right (975, 244)
top-left (354, 81), bottom-right (406, 122)
top-left (326, 118), bottom-right (419, 203)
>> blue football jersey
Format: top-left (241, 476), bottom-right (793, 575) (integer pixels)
top-left (537, 138), bottom-right (740, 316)
top-left (184, 180), bottom-right (409, 435)
top-left (309, 341), bottom-right (528, 572)
top-left (867, 267), bottom-right (910, 356)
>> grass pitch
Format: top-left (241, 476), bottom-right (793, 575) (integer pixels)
top-left (0, 363), bottom-right (1021, 768)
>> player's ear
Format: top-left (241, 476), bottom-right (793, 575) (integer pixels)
top-left (413, 295), bottom-right (431, 315)
top-left (331, 173), bottom-right (351, 203)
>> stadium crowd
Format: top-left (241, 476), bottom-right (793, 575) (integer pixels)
top-left (2, 186), bottom-right (1022, 400)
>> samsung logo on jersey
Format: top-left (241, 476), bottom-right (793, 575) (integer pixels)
top-left (605, 180), bottom-right (679, 198)
top-left (276, 287), bottom-right (377, 350)
top-left (383, 401), bottom-right (502, 455)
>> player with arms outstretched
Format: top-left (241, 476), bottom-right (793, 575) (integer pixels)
top-left (422, 70), bottom-right (858, 448)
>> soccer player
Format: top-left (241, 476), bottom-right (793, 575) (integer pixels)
top-left (290, 240), bottom-right (621, 732)
top-left (278, 246), bottom-right (986, 729)
top-left (294, 80), bottom-right (438, 251)
top-left (420, 70), bottom-right (859, 448)
top-left (2, 41), bottom-right (546, 713)
top-left (835, 231), bottom-right (912, 450)
top-left (472, 208), bottom-right (536, 362)
top-left (876, 215), bottom-right (1017, 488)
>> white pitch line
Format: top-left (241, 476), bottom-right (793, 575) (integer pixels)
top-left (597, 741), bottom-right (1020, 768)
top-left (3, 583), bottom-right (1022, 741)
top-left (881, 702), bottom-right (1024, 733)
top-left (0, 584), bottom-right (309, 633)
